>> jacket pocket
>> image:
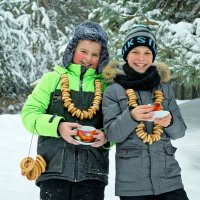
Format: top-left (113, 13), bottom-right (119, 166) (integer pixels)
top-left (116, 147), bottom-right (142, 182)
top-left (164, 145), bottom-right (181, 177)
top-left (37, 137), bottom-right (65, 173)
top-left (86, 148), bottom-right (109, 176)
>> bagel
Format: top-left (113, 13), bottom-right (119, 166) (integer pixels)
top-left (20, 157), bottom-right (35, 174)
top-left (20, 155), bottom-right (46, 181)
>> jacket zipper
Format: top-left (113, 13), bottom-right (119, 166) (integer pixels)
top-left (74, 68), bottom-right (86, 181)
top-left (79, 70), bottom-right (85, 107)
top-left (74, 146), bottom-right (78, 182)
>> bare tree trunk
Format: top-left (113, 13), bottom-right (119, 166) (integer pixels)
top-left (192, 86), bottom-right (197, 99)
top-left (180, 84), bottom-right (185, 100)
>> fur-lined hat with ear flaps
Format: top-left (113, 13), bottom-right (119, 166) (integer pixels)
top-left (102, 61), bottom-right (170, 84)
top-left (62, 21), bottom-right (109, 74)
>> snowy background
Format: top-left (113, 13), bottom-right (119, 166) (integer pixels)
top-left (0, 99), bottom-right (199, 200)
top-left (1, 1), bottom-right (200, 104)
top-left (0, 1), bottom-right (199, 199)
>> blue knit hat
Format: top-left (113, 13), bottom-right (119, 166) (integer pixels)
top-left (62, 21), bottom-right (109, 74)
top-left (122, 25), bottom-right (157, 62)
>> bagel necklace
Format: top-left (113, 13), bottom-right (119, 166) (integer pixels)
top-left (61, 74), bottom-right (102, 120)
top-left (126, 89), bottom-right (164, 145)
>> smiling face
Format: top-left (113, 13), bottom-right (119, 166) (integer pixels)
top-left (126, 46), bottom-right (153, 74)
top-left (73, 40), bottom-right (102, 69)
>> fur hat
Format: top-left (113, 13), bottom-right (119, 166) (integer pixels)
top-left (62, 21), bottom-right (109, 74)
top-left (122, 25), bottom-right (157, 62)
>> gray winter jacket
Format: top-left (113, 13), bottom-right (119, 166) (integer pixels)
top-left (102, 62), bottom-right (187, 196)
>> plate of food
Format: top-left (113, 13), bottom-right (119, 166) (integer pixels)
top-left (72, 135), bottom-right (99, 145)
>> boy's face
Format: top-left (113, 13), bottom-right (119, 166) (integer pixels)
top-left (73, 40), bottom-right (101, 69)
top-left (126, 46), bottom-right (153, 74)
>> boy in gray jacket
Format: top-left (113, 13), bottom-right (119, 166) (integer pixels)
top-left (102, 25), bottom-right (189, 200)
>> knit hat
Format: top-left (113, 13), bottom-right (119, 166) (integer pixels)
top-left (122, 25), bottom-right (157, 62)
top-left (62, 21), bottom-right (109, 74)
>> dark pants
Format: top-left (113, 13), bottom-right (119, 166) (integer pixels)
top-left (120, 188), bottom-right (189, 200)
top-left (39, 179), bottom-right (106, 200)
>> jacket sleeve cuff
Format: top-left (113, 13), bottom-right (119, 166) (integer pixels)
top-left (35, 114), bottom-right (64, 137)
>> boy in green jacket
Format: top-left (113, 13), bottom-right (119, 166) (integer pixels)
top-left (21, 21), bottom-right (109, 200)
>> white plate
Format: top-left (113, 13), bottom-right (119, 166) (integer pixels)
top-left (72, 136), bottom-right (99, 145)
top-left (154, 110), bottom-right (170, 119)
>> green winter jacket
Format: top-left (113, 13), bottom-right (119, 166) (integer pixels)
top-left (21, 64), bottom-right (109, 184)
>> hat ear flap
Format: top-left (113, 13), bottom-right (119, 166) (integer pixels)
top-left (96, 47), bottom-right (109, 74)
top-left (62, 39), bottom-right (77, 68)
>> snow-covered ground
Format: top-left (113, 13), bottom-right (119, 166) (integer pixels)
top-left (0, 99), bottom-right (199, 200)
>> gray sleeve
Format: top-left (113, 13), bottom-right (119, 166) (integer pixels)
top-left (102, 84), bottom-right (138, 143)
top-left (163, 84), bottom-right (187, 139)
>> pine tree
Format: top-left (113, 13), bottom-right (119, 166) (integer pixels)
top-left (0, 0), bottom-right (66, 97)
top-left (89, 0), bottom-right (200, 92)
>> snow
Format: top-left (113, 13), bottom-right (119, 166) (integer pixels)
top-left (0, 99), bottom-right (200, 199)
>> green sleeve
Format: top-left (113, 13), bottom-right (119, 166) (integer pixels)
top-left (21, 72), bottom-right (64, 137)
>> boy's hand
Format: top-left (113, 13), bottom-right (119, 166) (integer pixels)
top-left (58, 122), bottom-right (81, 145)
top-left (91, 129), bottom-right (107, 148)
top-left (154, 113), bottom-right (172, 127)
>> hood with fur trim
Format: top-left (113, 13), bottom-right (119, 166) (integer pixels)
top-left (102, 61), bottom-right (170, 84)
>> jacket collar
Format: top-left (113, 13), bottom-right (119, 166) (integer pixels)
top-left (102, 61), bottom-right (171, 84)
top-left (54, 63), bottom-right (102, 79)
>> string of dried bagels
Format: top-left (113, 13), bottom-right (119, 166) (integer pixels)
top-left (126, 89), bottom-right (164, 145)
top-left (20, 155), bottom-right (46, 180)
top-left (61, 74), bottom-right (102, 120)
